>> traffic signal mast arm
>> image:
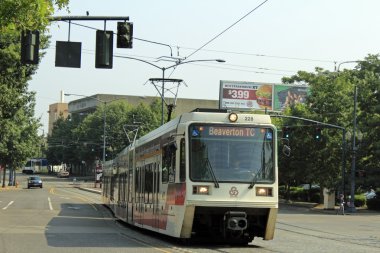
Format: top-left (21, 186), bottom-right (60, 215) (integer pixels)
top-left (271, 114), bottom-right (347, 202)
top-left (271, 115), bottom-right (346, 132)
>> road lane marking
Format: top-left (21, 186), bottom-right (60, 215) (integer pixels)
top-left (48, 197), bottom-right (53, 211)
top-left (49, 187), bottom-right (98, 211)
top-left (2, 201), bottom-right (14, 210)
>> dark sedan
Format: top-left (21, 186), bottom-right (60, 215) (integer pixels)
top-left (27, 176), bottom-right (43, 189)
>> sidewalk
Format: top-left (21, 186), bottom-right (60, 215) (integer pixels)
top-left (280, 199), bottom-right (379, 215)
top-left (0, 185), bottom-right (21, 191)
top-left (72, 180), bottom-right (102, 194)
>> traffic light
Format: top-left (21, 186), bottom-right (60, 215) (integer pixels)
top-left (356, 170), bottom-right (366, 177)
top-left (117, 22), bottom-right (133, 48)
top-left (283, 127), bottom-right (290, 139)
top-left (314, 127), bottom-right (322, 141)
top-left (95, 30), bottom-right (113, 69)
top-left (21, 30), bottom-right (40, 65)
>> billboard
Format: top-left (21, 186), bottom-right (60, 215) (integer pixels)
top-left (273, 85), bottom-right (309, 111)
top-left (219, 80), bottom-right (274, 111)
top-left (219, 80), bottom-right (310, 112)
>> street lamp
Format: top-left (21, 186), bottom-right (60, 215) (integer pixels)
top-left (65, 93), bottom-right (109, 188)
top-left (114, 55), bottom-right (225, 125)
top-left (337, 60), bottom-right (360, 213)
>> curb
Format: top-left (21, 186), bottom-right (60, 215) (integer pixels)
top-left (77, 187), bottom-right (102, 195)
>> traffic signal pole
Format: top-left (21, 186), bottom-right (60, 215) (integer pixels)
top-left (271, 114), bottom-right (347, 204)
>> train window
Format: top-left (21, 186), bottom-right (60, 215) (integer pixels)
top-left (162, 144), bottom-right (176, 183)
top-left (169, 151), bottom-right (176, 183)
top-left (162, 145), bottom-right (171, 183)
top-left (155, 163), bottom-right (160, 193)
top-left (189, 124), bottom-right (274, 183)
top-left (145, 164), bottom-right (153, 204)
top-left (180, 138), bottom-right (186, 182)
top-left (128, 169), bottom-right (133, 203)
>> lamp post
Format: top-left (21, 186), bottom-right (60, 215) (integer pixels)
top-left (114, 55), bottom-right (225, 125)
top-left (65, 93), bottom-right (108, 188)
top-left (337, 61), bottom-right (360, 213)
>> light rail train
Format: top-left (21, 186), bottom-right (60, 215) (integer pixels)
top-left (102, 110), bottom-right (279, 244)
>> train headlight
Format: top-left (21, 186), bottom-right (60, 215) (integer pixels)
top-left (193, 185), bottom-right (210, 195)
top-left (228, 113), bottom-right (238, 122)
top-left (256, 187), bottom-right (273, 197)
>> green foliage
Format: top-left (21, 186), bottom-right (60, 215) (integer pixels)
top-left (46, 115), bottom-right (79, 165)
top-left (354, 195), bottom-right (366, 207)
top-left (0, 0), bottom-right (69, 32)
top-left (353, 56), bottom-right (380, 175)
top-left (280, 186), bottom-right (321, 203)
top-left (278, 56), bottom-right (380, 196)
top-left (0, 0), bottom-right (69, 185)
top-left (47, 100), bottom-right (162, 170)
top-left (0, 27), bottom-right (42, 172)
top-left (366, 193), bottom-right (380, 211)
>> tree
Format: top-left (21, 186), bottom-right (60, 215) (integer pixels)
top-left (279, 55), bottom-right (380, 198)
top-left (353, 55), bottom-right (380, 185)
top-left (1, 0), bottom-right (69, 32)
top-left (280, 68), bottom-right (351, 199)
top-left (47, 114), bottom-right (80, 165)
top-left (0, 1), bottom-right (69, 186)
top-left (46, 99), bottom-right (162, 175)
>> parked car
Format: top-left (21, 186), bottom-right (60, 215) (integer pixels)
top-left (298, 184), bottom-right (320, 190)
top-left (364, 189), bottom-right (377, 200)
top-left (57, 170), bottom-right (69, 178)
top-left (27, 176), bottom-right (43, 189)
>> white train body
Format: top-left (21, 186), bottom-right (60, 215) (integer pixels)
top-left (102, 111), bottom-right (278, 244)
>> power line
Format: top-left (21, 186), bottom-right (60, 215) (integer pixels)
top-left (185, 0), bottom-right (270, 60)
top-left (45, 45), bottom-right (294, 76)
top-left (178, 47), bottom-right (336, 64)
top-left (189, 63), bottom-right (291, 76)
top-left (56, 17), bottom-right (333, 68)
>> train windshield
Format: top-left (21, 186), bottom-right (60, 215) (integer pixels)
top-left (189, 124), bottom-right (274, 183)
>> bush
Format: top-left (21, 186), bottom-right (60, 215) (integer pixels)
top-left (289, 187), bottom-right (306, 201)
top-left (310, 192), bottom-right (321, 203)
top-left (366, 197), bottom-right (380, 210)
top-left (279, 185), bottom-right (286, 198)
top-left (288, 187), bottom-right (320, 202)
top-left (354, 195), bottom-right (366, 207)
top-left (366, 191), bottom-right (380, 211)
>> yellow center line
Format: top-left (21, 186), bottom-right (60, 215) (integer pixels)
top-left (49, 187), bottom-right (98, 211)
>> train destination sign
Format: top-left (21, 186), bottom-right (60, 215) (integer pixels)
top-left (208, 127), bottom-right (256, 137)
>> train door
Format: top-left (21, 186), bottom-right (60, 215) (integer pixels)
top-left (127, 168), bottom-right (133, 223)
top-left (152, 159), bottom-right (160, 229)
top-left (117, 172), bottom-right (127, 220)
top-left (135, 164), bottom-right (145, 226)
top-left (127, 150), bottom-right (134, 223)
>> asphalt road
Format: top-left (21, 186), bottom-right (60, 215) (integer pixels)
top-left (1, 173), bottom-right (379, 253)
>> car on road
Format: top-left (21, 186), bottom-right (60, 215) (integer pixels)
top-left (27, 176), bottom-right (43, 189)
top-left (57, 170), bottom-right (70, 178)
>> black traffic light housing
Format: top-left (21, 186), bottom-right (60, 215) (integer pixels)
top-left (314, 127), bottom-right (322, 141)
top-left (117, 22), bottom-right (133, 48)
top-left (21, 30), bottom-right (40, 65)
top-left (282, 127), bottom-right (290, 139)
top-left (95, 30), bottom-right (113, 69)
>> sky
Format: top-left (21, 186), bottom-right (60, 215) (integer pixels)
top-left (29, 0), bottom-right (380, 135)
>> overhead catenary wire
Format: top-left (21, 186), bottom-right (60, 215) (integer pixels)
top-left (185, 0), bottom-right (270, 60)
top-left (54, 16), bottom-right (337, 72)
top-left (45, 45), bottom-right (296, 77)
top-left (177, 47), bottom-right (336, 64)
